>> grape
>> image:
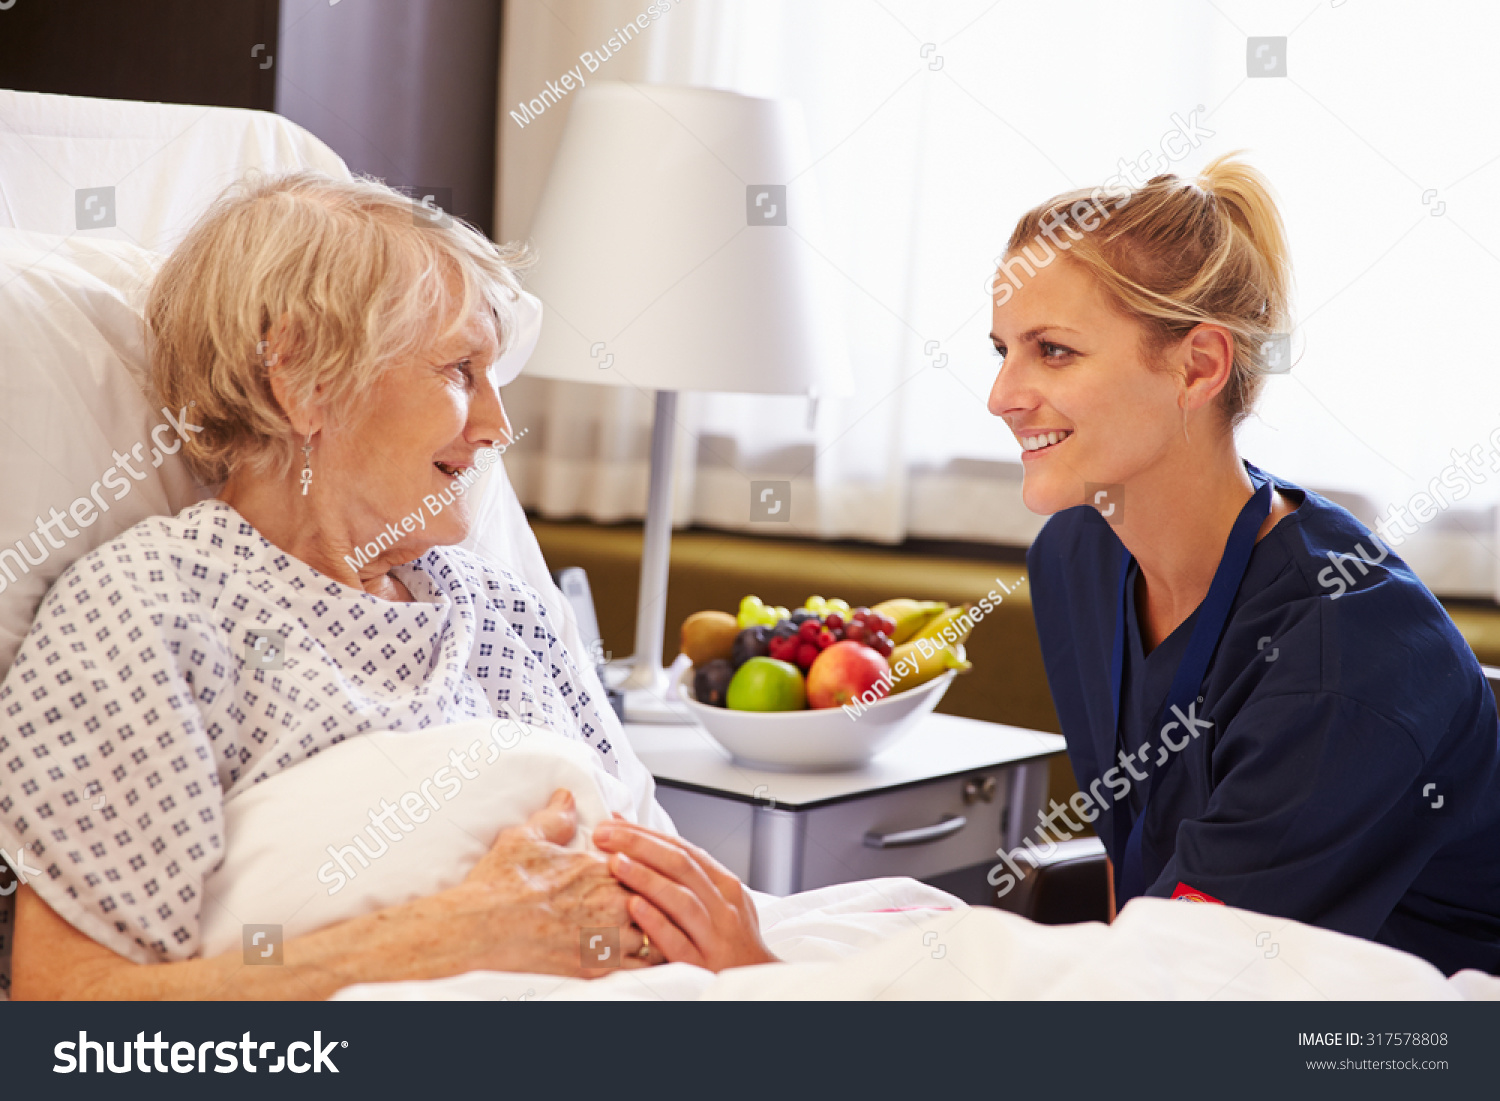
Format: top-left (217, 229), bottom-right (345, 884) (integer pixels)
top-left (824, 612), bottom-right (845, 632)
top-left (845, 620), bottom-right (867, 643)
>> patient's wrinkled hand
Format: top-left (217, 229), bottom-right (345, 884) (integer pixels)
top-left (594, 820), bottom-right (779, 972)
top-left (455, 789), bottom-right (654, 976)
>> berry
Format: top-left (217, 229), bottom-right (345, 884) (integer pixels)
top-left (797, 642), bottom-right (820, 669)
top-left (798, 619), bottom-right (822, 643)
top-left (816, 627), bottom-right (837, 650)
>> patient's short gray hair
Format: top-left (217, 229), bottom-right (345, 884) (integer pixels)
top-left (147, 172), bottom-right (533, 484)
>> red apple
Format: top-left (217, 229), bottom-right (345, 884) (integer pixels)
top-left (806, 640), bottom-right (892, 710)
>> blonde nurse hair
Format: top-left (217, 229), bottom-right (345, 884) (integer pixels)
top-left (1005, 153), bottom-right (1294, 428)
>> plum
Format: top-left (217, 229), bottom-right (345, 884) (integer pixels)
top-left (693, 659), bottom-right (734, 708)
top-left (730, 625), bottom-right (771, 669)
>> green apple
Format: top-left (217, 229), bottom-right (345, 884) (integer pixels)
top-left (726, 657), bottom-right (806, 711)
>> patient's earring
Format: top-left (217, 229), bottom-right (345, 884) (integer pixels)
top-left (299, 435), bottom-right (314, 496)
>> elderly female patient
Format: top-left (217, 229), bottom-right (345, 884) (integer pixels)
top-left (1, 174), bottom-right (774, 999)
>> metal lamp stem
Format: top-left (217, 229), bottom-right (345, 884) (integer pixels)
top-left (615, 390), bottom-right (691, 722)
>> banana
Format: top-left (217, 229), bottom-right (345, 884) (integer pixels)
top-left (889, 641), bottom-right (970, 692)
top-left (910, 604), bottom-right (976, 648)
top-left (870, 598), bottom-right (948, 644)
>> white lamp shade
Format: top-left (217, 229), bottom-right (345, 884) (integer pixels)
top-left (522, 83), bottom-right (851, 397)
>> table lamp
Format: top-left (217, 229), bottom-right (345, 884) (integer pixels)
top-left (522, 82), bottom-right (851, 723)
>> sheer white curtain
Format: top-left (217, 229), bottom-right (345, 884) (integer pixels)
top-left (496, 0), bottom-right (1500, 597)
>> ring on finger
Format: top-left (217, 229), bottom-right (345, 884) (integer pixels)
top-left (636, 932), bottom-right (652, 960)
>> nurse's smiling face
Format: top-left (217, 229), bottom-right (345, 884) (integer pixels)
top-left (987, 256), bottom-right (1187, 517)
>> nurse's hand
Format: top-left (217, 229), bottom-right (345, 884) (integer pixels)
top-left (593, 820), bottom-right (779, 972)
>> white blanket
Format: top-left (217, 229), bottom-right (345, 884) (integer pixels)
top-left (199, 717), bottom-right (958, 965)
top-left (335, 891), bottom-right (1500, 1002)
top-left (201, 717), bottom-right (1500, 1001)
top-left (200, 718), bottom-right (652, 957)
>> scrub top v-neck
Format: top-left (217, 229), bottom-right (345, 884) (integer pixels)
top-left (1026, 462), bottom-right (1500, 977)
top-left (1117, 558), bottom-right (1196, 823)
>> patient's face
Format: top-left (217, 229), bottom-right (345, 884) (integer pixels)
top-left (986, 257), bottom-right (1183, 517)
top-left (322, 306), bottom-right (510, 559)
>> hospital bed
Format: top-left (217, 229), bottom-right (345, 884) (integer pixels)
top-left (1, 89), bottom-right (1496, 1002)
top-left (0, 86), bottom-right (602, 994)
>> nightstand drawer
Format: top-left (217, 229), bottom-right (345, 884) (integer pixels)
top-left (640, 714), bottom-right (1064, 896)
top-left (653, 761), bottom-right (1044, 896)
top-left (797, 769), bottom-right (1010, 890)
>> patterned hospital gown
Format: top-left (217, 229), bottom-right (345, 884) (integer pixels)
top-left (0, 500), bottom-right (617, 994)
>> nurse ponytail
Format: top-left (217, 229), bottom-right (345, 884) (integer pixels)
top-left (1004, 153), bottom-right (1294, 428)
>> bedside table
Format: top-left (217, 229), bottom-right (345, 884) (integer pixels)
top-left (626, 713), bottom-right (1067, 896)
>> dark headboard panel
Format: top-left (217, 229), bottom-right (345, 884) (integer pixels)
top-left (0, 0), bottom-right (279, 111)
top-left (1, 0), bottom-right (504, 240)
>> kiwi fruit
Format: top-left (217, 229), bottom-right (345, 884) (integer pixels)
top-left (681, 610), bottom-right (739, 666)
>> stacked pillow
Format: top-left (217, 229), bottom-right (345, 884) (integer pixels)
top-left (0, 229), bottom-right (204, 676)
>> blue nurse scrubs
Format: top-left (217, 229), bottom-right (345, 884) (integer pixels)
top-left (1028, 463), bottom-right (1500, 976)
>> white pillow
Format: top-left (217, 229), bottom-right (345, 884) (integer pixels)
top-left (199, 718), bottom-right (638, 959)
top-left (0, 229), bottom-right (203, 676)
top-left (0, 90), bottom-right (350, 253)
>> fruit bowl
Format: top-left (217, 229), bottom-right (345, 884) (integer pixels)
top-left (677, 662), bottom-right (958, 772)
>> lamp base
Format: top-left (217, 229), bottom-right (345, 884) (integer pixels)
top-left (603, 657), bottom-right (695, 725)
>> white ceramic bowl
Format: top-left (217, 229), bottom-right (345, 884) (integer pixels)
top-left (677, 659), bottom-right (958, 771)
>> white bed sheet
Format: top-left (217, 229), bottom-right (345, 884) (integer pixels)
top-left (334, 887), bottom-right (1500, 1002)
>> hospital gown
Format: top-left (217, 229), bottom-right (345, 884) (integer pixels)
top-left (0, 500), bottom-right (621, 993)
top-left (1028, 464), bottom-right (1500, 976)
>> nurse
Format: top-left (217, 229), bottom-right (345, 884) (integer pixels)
top-left (988, 155), bottom-right (1500, 975)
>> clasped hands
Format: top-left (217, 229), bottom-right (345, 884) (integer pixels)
top-left (470, 789), bottom-right (777, 976)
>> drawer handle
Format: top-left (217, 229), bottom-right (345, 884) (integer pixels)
top-left (863, 815), bottom-right (968, 850)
